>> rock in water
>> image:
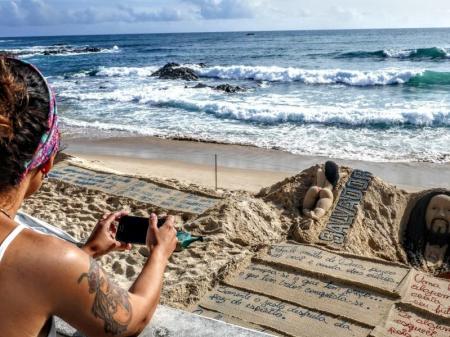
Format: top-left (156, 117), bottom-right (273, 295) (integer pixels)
top-left (192, 83), bottom-right (209, 89)
top-left (214, 84), bottom-right (245, 93)
top-left (152, 62), bottom-right (199, 81)
top-left (188, 83), bottom-right (246, 93)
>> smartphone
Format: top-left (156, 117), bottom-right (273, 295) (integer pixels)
top-left (116, 215), bottom-right (166, 245)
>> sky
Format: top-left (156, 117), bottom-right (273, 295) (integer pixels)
top-left (0, 0), bottom-right (449, 37)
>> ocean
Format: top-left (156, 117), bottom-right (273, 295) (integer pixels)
top-left (1, 29), bottom-right (449, 163)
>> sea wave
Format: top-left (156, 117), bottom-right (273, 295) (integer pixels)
top-left (95, 65), bottom-right (159, 77)
top-left (61, 115), bottom-right (450, 164)
top-left (70, 64), bottom-right (434, 86)
top-left (193, 65), bottom-right (422, 86)
top-left (60, 87), bottom-right (450, 128)
top-left (337, 47), bottom-right (450, 60)
top-left (2, 45), bottom-right (120, 58)
top-left (194, 66), bottom-right (450, 86)
top-left (409, 70), bottom-right (450, 86)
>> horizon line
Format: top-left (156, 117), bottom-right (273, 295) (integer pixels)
top-left (1, 26), bottom-right (450, 39)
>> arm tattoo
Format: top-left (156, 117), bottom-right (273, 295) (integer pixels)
top-left (78, 258), bottom-right (132, 335)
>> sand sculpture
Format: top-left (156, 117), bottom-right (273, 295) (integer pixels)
top-left (404, 192), bottom-right (450, 277)
top-left (258, 163), bottom-right (450, 277)
top-left (193, 163), bottom-right (449, 336)
top-left (24, 160), bottom-right (449, 337)
top-left (302, 161), bottom-right (339, 220)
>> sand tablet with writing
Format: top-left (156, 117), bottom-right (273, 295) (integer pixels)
top-left (402, 270), bottom-right (450, 319)
top-left (370, 306), bottom-right (450, 337)
top-left (199, 285), bottom-right (371, 337)
top-left (227, 263), bottom-right (394, 326)
top-left (49, 163), bottom-right (218, 214)
top-left (259, 244), bottom-right (409, 294)
top-left (191, 306), bottom-right (278, 336)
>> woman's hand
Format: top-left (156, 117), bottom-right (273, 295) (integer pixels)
top-left (146, 213), bottom-right (177, 261)
top-left (81, 211), bottom-right (132, 258)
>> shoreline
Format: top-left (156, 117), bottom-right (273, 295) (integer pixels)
top-left (65, 135), bottom-right (450, 192)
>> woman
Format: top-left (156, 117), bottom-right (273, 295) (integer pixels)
top-left (0, 56), bottom-right (177, 337)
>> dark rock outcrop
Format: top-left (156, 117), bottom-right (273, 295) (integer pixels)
top-left (187, 82), bottom-right (245, 93)
top-left (151, 63), bottom-right (199, 81)
top-left (192, 83), bottom-right (209, 89)
top-left (214, 84), bottom-right (245, 93)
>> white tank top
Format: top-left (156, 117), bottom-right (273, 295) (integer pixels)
top-left (0, 223), bottom-right (25, 263)
top-left (0, 223), bottom-right (56, 337)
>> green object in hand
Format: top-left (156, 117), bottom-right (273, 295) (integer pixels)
top-left (176, 231), bottom-right (203, 251)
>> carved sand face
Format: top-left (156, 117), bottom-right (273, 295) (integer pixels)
top-left (425, 194), bottom-right (450, 235)
top-left (423, 194), bottom-right (450, 266)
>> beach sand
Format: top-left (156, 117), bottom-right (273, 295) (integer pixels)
top-left (21, 136), bottom-right (450, 335)
top-left (64, 135), bottom-right (450, 193)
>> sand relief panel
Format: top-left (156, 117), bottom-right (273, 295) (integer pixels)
top-left (402, 271), bottom-right (450, 318)
top-left (49, 163), bottom-right (218, 214)
top-left (226, 262), bottom-right (394, 326)
top-left (370, 306), bottom-right (450, 337)
top-left (198, 285), bottom-right (371, 337)
top-left (258, 243), bottom-right (409, 293)
top-left (196, 244), bottom-right (450, 337)
top-left (195, 244), bottom-right (411, 336)
top-left (191, 306), bottom-right (278, 336)
top-left (318, 169), bottom-right (373, 246)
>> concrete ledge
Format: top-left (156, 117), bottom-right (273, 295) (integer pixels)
top-left (56, 305), bottom-right (273, 337)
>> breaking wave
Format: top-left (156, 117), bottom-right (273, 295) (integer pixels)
top-left (60, 88), bottom-right (450, 128)
top-left (67, 64), bottom-right (450, 87)
top-left (337, 47), bottom-right (450, 60)
top-left (68, 64), bottom-right (442, 86)
top-left (193, 65), bottom-right (422, 86)
top-left (2, 45), bottom-right (120, 58)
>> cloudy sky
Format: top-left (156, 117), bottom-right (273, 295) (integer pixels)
top-left (1, 0), bottom-right (449, 37)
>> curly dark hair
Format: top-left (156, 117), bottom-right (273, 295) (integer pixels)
top-left (324, 160), bottom-right (339, 188)
top-left (0, 56), bottom-right (50, 191)
top-left (404, 190), bottom-right (450, 272)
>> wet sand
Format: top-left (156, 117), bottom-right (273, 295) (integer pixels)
top-left (65, 135), bottom-right (450, 192)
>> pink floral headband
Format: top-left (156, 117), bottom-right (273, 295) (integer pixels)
top-left (7, 58), bottom-right (60, 178)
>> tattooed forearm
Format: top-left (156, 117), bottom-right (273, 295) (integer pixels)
top-left (78, 258), bottom-right (132, 335)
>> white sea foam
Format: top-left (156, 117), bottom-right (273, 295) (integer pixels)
top-left (82, 64), bottom-right (423, 86)
top-left (4, 45), bottom-right (120, 58)
top-left (59, 85), bottom-right (449, 127)
top-left (95, 65), bottom-right (159, 77)
top-left (383, 47), bottom-right (450, 59)
top-left (61, 114), bottom-right (450, 163)
top-left (192, 65), bottom-right (423, 86)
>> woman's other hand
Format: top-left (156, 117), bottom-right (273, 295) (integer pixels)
top-left (82, 211), bottom-right (132, 258)
top-left (146, 213), bottom-right (177, 261)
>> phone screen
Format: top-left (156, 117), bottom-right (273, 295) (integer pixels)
top-left (117, 216), bottom-right (165, 245)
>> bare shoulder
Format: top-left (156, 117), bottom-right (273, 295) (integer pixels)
top-left (7, 227), bottom-right (89, 298)
top-left (19, 228), bottom-right (85, 270)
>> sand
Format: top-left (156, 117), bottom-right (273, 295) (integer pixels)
top-left (257, 164), bottom-right (449, 276)
top-left (22, 160), bottom-right (289, 308)
top-left (20, 138), bottom-right (450, 336)
top-left (64, 135), bottom-right (450, 192)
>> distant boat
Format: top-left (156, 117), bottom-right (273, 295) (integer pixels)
top-left (246, 33), bottom-right (255, 36)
